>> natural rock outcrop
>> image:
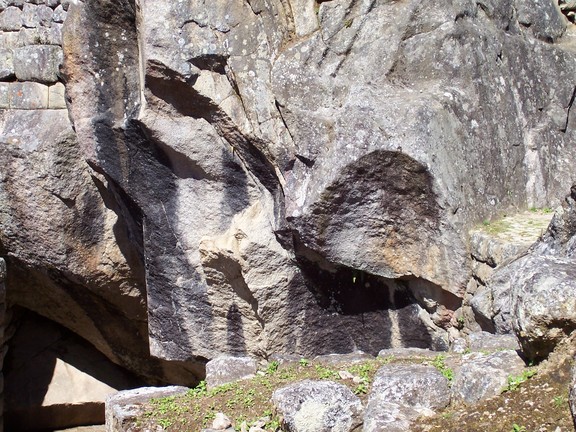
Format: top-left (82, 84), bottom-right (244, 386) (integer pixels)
top-left (3, 0), bottom-right (576, 389)
top-left (473, 188), bottom-right (576, 358)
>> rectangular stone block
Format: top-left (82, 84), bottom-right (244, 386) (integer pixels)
top-left (22, 3), bottom-right (52, 28)
top-left (9, 81), bottom-right (49, 109)
top-left (48, 81), bottom-right (65, 108)
top-left (0, 6), bottom-right (22, 31)
top-left (0, 82), bottom-right (8, 108)
top-left (0, 48), bottom-right (14, 80)
top-left (13, 44), bottom-right (62, 83)
top-left (0, 31), bottom-right (19, 49)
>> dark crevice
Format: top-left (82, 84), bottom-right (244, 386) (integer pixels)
top-left (561, 85), bottom-right (576, 133)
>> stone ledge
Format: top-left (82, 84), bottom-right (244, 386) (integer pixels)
top-left (0, 81), bottom-right (64, 109)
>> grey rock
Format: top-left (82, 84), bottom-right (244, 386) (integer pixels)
top-left (450, 338), bottom-right (468, 354)
top-left (46, 0), bottom-right (60, 8)
top-left (0, 48), bottom-right (14, 80)
top-left (52, 4), bottom-right (65, 23)
top-left (22, 3), bottom-right (53, 28)
top-left (313, 351), bottom-right (374, 366)
top-left (468, 331), bottom-right (520, 352)
top-left (511, 255), bottom-right (576, 359)
top-left (363, 399), bottom-right (421, 432)
top-left (370, 364), bottom-right (451, 412)
top-left (0, 82), bottom-right (8, 108)
top-left (272, 380), bottom-right (363, 432)
top-left (516, 0), bottom-right (566, 41)
top-left (9, 81), bottom-right (48, 109)
top-left (205, 356), bottom-right (258, 390)
top-left (0, 259), bottom-right (5, 282)
top-left (451, 350), bottom-right (525, 404)
top-left (48, 82), bottom-right (65, 109)
top-left (105, 386), bottom-right (188, 432)
top-left (13, 45), bottom-right (62, 83)
top-left (377, 348), bottom-right (439, 360)
top-left (0, 6), bottom-right (22, 31)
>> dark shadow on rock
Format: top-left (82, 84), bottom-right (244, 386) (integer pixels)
top-left (227, 303), bottom-right (247, 355)
top-left (4, 308), bottom-right (146, 432)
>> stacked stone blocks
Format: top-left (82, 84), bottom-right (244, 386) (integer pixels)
top-left (0, 259), bottom-right (5, 432)
top-left (0, 0), bottom-right (67, 109)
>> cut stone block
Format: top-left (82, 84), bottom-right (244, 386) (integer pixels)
top-left (48, 82), bottom-right (65, 108)
top-left (0, 48), bottom-right (14, 80)
top-left (9, 81), bottom-right (49, 109)
top-left (0, 82), bottom-right (8, 108)
top-left (0, 6), bottom-right (22, 31)
top-left (52, 4), bottom-right (66, 23)
top-left (22, 3), bottom-right (53, 28)
top-left (13, 45), bottom-right (62, 83)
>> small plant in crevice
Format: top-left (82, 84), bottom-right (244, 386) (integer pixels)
top-left (432, 354), bottom-right (454, 383)
top-left (511, 424), bottom-right (526, 432)
top-left (503, 369), bottom-right (537, 392)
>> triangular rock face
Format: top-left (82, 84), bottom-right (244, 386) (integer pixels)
top-left (2, 0), bottom-right (576, 389)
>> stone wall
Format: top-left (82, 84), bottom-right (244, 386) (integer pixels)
top-left (0, 0), bottom-right (67, 109)
top-left (0, 258), bottom-right (6, 432)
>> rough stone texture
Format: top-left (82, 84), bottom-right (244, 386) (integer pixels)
top-left (272, 380), bottom-right (363, 432)
top-left (4, 310), bottom-right (145, 431)
top-left (205, 356), bottom-right (258, 390)
top-left (0, 48), bottom-right (14, 80)
top-left (0, 82), bottom-right (8, 108)
top-left (472, 189), bottom-right (576, 357)
top-left (0, 109), bottom-right (203, 385)
top-left (48, 81), bottom-right (65, 108)
top-left (571, 362), bottom-right (576, 429)
top-left (0, 259), bottom-right (5, 432)
top-left (377, 348), bottom-right (439, 360)
top-left (468, 331), bottom-right (520, 352)
top-left (313, 351), bottom-right (374, 366)
top-left (510, 255), bottom-right (576, 358)
top-left (1, 0), bottom-right (576, 389)
top-left (370, 364), bottom-right (451, 413)
top-left (363, 399), bottom-right (421, 432)
top-left (0, 6), bottom-right (21, 31)
top-left (13, 45), bottom-right (63, 84)
top-left (9, 81), bottom-right (48, 109)
top-left (105, 386), bottom-right (188, 432)
top-left (451, 350), bottom-right (526, 404)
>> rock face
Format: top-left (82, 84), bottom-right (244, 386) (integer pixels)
top-left (2, 0), bottom-right (576, 389)
top-left (272, 380), bottom-right (363, 432)
top-left (473, 189), bottom-right (576, 358)
top-left (4, 310), bottom-right (146, 431)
